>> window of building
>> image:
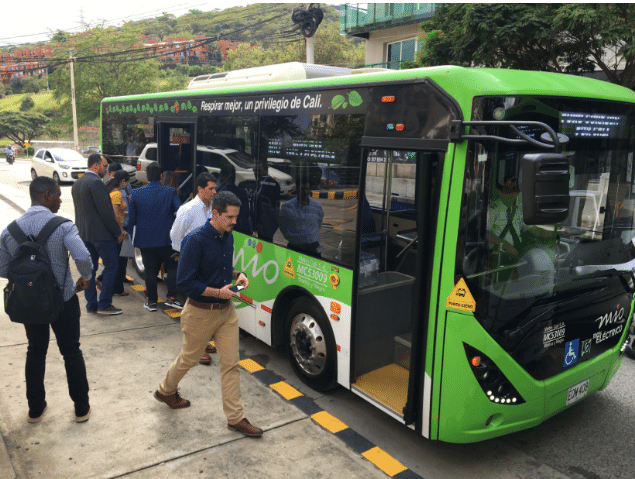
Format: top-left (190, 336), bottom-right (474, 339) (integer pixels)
top-left (387, 39), bottom-right (419, 69)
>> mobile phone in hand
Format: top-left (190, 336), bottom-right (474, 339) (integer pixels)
top-left (229, 284), bottom-right (244, 293)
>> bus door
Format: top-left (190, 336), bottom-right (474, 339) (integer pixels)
top-left (352, 148), bottom-right (439, 425)
top-left (156, 119), bottom-right (197, 201)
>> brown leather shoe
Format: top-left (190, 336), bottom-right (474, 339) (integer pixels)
top-left (154, 389), bottom-right (191, 409)
top-left (205, 344), bottom-right (217, 354)
top-left (199, 353), bottom-right (212, 365)
top-left (228, 418), bottom-right (263, 437)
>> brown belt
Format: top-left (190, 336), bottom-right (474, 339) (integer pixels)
top-left (187, 298), bottom-right (230, 310)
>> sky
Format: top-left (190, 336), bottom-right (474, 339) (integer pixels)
top-left (0, 1), bottom-right (259, 47)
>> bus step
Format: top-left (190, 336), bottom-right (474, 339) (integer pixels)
top-left (394, 332), bottom-right (412, 370)
top-left (352, 363), bottom-right (408, 415)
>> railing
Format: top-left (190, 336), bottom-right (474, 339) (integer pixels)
top-left (340, 3), bottom-right (435, 35)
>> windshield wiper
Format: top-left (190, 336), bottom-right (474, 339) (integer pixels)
top-left (571, 257), bottom-right (635, 281)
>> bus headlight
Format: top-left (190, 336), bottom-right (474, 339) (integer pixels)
top-left (464, 343), bottom-right (525, 405)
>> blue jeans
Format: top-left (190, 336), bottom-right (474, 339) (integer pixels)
top-left (84, 240), bottom-right (119, 311)
top-left (23, 295), bottom-right (89, 414)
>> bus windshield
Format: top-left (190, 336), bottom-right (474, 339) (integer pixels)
top-left (460, 96), bottom-right (635, 375)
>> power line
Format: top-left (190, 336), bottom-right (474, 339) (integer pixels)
top-left (1, 11), bottom-right (295, 77)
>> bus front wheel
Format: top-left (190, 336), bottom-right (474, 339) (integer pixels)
top-left (285, 297), bottom-right (337, 392)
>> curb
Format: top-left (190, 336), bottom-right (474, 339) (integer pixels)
top-left (0, 432), bottom-right (17, 479)
top-left (239, 357), bottom-right (423, 479)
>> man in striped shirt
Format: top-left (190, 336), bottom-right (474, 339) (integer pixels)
top-left (0, 177), bottom-right (93, 423)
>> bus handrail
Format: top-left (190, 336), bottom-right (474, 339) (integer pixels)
top-left (450, 120), bottom-right (560, 152)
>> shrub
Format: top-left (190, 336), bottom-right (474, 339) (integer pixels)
top-left (20, 97), bottom-right (35, 111)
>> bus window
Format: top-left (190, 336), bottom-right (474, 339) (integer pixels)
top-left (262, 113), bottom-right (364, 267)
top-left (102, 114), bottom-right (154, 165)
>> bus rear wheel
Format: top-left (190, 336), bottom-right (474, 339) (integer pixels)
top-left (131, 247), bottom-right (145, 279)
top-left (285, 297), bottom-right (337, 392)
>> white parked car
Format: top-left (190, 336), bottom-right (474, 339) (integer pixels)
top-left (31, 148), bottom-right (87, 184)
top-left (135, 143), bottom-right (295, 197)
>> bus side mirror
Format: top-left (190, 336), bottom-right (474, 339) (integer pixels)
top-left (521, 153), bottom-right (570, 225)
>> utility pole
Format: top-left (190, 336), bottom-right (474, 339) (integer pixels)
top-left (305, 3), bottom-right (314, 64)
top-left (69, 51), bottom-right (79, 152)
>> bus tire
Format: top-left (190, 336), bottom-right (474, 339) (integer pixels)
top-left (131, 247), bottom-right (145, 279)
top-left (285, 297), bottom-right (337, 392)
top-left (625, 334), bottom-right (635, 360)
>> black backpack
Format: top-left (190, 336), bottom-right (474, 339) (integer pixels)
top-left (3, 216), bottom-right (70, 324)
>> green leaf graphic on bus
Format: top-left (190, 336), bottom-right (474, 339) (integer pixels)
top-left (332, 95), bottom-right (346, 110)
top-left (348, 91), bottom-right (363, 107)
top-left (332, 91), bottom-right (362, 110)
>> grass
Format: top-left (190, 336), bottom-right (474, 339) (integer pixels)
top-left (0, 91), bottom-right (59, 112)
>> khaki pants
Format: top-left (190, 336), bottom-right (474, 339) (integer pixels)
top-left (159, 299), bottom-right (244, 424)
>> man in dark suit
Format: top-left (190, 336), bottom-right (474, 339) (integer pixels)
top-left (71, 154), bottom-right (125, 315)
top-left (128, 161), bottom-right (182, 311)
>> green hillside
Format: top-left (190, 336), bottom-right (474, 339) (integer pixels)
top-left (0, 91), bottom-right (59, 112)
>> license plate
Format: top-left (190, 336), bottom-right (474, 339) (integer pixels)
top-left (77, 173), bottom-right (83, 178)
top-left (566, 378), bottom-right (589, 406)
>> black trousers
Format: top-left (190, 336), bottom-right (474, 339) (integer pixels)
top-left (23, 294), bottom-right (89, 414)
top-left (140, 245), bottom-right (178, 302)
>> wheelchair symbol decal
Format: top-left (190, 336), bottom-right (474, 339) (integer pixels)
top-left (563, 339), bottom-right (580, 368)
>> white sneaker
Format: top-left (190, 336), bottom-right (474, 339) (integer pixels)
top-left (165, 298), bottom-right (184, 309)
top-left (144, 301), bottom-right (158, 312)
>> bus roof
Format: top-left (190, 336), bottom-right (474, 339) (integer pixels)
top-left (187, 62), bottom-right (352, 90)
top-left (103, 65), bottom-right (635, 111)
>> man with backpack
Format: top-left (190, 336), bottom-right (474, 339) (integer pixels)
top-left (0, 177), bottom-right (93, 423)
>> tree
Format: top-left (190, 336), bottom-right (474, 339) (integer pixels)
top-left (415, 3), bottom-right (635, 88)
top-left (50, 26), bottom-right (159, 126)
top-left (0, 112), bottom-right (49, 147)
top-left (20, 97), bottom-right (35, 111)
top-left (22, 77), bottom-right (41, 94)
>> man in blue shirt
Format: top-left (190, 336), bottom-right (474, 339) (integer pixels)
top-left (128, 162), bottom-right (182, 311)
top-left (279, 175), bottom-right (324, 255)
top-left (0, 177), bottom-right (93, 423)
top-left (154, 191), bottom-right (263, 438)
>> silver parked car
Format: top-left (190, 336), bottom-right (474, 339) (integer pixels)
top-left (31, 148), bottom-right (87, 184)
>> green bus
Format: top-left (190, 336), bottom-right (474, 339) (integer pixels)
top-left (101, 63), bottom-right (635, 443)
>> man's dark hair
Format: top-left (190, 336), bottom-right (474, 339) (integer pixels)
top-left (87, 153), bottom-right (102, 168)
top-left (29, 176), bottom-right (58, 202)
top-left (220, 163), bottom-right (236, 184)
top-left (212, 190), bottom-right (241, 214)
top-left (196, 171), bottom-right (217, 190)
top-left (146, 161), bottom-right (161, 182)
top-left (108, 162), bottom-right (123, 174)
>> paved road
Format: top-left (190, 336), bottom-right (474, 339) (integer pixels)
top-left (1, 160), bottom-right (635, 479)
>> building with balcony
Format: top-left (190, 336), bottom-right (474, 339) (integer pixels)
top-left (340, 3), bottom-right (435, 69)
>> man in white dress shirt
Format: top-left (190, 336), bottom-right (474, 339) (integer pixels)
top-left (170, 172), bottom-right (218, 364)
top-left (170, 172), bottom-right (217, 252)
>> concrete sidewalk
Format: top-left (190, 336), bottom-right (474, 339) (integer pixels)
top-left (0, 182), bottom-right (390, 479)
